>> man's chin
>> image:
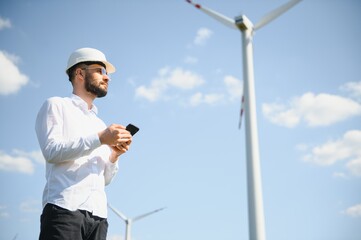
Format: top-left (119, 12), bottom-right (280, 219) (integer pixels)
top-left (86, 89), bottom-right (107, 98)
top-left (96, 90), bottom-right (107, 98)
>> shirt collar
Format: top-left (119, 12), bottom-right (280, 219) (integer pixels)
top-left (71, 94), bottom-right (98, 114)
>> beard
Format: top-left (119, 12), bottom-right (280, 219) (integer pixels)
top-left (84, 74), bottom-right (108, 98)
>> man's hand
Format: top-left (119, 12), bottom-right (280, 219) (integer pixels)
top-left (98, 124), bottom-right (133, 162)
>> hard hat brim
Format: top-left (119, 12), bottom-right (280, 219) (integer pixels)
top-left (66, 48), bottom-right (116, 74)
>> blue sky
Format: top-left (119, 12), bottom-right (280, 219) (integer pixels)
top-left (1, 0), bottom-right (361, 240)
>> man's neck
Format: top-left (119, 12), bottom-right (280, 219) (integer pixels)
top-left (72, 90), bottom-right (96, 110)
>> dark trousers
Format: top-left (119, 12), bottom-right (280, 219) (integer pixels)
top-left (39, 203), bottom-right (108, 240)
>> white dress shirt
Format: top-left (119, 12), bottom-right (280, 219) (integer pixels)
top-left (35, 94), bottom-right (118, 218)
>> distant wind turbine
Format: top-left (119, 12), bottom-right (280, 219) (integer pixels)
top-left (108, 203), bottom-right (165, 240)
top-left (186, 1), bottom-right (302, 240)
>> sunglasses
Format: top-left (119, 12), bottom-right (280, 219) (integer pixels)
top-left (81, 67), bottom-right (109, 77)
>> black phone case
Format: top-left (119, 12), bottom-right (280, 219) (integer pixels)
top-left (126, 124), bottom-right (139, 136)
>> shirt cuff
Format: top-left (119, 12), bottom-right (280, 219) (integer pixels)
top-left (106, 159), bottom-right (119, 171)
top-left (86, 133), bottom-right (102, 149)
top-left (104, 158), bottom-right (119, 185)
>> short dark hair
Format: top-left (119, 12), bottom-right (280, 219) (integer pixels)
top-left (66, 61), bottom-right (106, 82)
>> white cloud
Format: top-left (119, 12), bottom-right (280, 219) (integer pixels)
top-left (0, 17), bottom-right (11, 30)
top-left (189, 92), bottom-right (224, 107)
top-left (20, 199), bottom-right (41, 213)
top-left (263, 92), bottom-right (361, 128)
top-left (0, 51), bottom-right (29, 95)
top-left (135, 68), bottom-right (243, 107)
top-left (12, 149), bottom-right (45, 164)
top-left (341, 81), bottom-right (361, 101)
top-left (0, 151), bottom-right (34, 174)
top-left (194, 27), bottom-right (213, 46)
top-left (189, 92), bottom-right (203, 106)
top-left (224, 75), bottom-right (243, 101)
top-left (168, 68), bottom-right (204, 90)
top-left (0, 205), bottom-right (9, 218)
top-left (262, 103), bottom-right (300, 128)
top-left (135, 67), bottom-right (204, 102)
top-left (184, 56), bottom-right (199, 64)
top-left (19, 200), bottom-right (41, 221)
top-left (302, 130), bottom-right (361, 176)
top-left (346, 157), bottom-right (361, 177)
top-left (342, 203), bottom-right (361, 217)
top-left (187, 75), bottom-right (241, 107)
top-left (0, 149), bottom-right (43, 174)
top-left (332, 172), bottom-right (348, 179)
top-left (135, 85), bottom-right (161, 102)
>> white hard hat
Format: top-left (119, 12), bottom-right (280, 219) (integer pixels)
top-left (66, 47), bottom-right (116, 74)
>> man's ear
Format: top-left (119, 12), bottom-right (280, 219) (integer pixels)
top-left (75, 68), bottom-right (84, 80)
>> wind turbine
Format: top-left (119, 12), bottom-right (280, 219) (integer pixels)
top-left (186, 1), bottom-right (302, 240)
top-left (108, 203), bottom-right (165, 240)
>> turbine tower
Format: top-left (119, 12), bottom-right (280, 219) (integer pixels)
top-left (186, 1), bottom-right (302, 240)
top-left (108, 203), bottom-right (165, 240)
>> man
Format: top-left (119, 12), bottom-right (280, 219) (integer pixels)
top-left (35, 47), bottom-right (132, 240)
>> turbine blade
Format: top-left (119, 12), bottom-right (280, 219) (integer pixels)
top-left (108, 203), bottom-right (128, 221)
top-left (133, 207), bottom-right (166, 222)
top-left (186, 0), bottom-right (237, 30)
top-left (238, 95), bottom-right (245, 129)
top-left (254, 0), bottom-right (302, 30)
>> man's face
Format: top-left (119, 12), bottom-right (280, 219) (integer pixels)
top-left (82, 64), bottom-right (110, 98)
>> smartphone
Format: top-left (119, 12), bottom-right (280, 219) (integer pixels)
top-left (126, 124), bottom-right (139, 136)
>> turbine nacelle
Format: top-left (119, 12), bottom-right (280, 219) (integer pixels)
top-left (235, 15), bottom-right (253, 31)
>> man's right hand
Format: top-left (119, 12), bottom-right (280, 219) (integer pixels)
top-left (98, 124), bottom-right (132, 147)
